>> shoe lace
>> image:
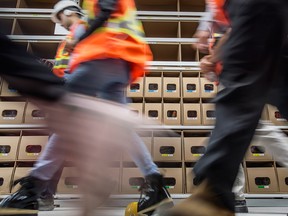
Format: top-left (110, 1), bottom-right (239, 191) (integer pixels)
top-left (138, 182), bottom-right (151, 206)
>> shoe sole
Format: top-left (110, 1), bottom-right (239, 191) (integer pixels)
top-left (138, 198), bottom-right (174, 215)
top-left (0, 208), bottom-right (38, 215)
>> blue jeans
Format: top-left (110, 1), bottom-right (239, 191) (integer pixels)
top-left (31, 59), bottom-right (158, 192)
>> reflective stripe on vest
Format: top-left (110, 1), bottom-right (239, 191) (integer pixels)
top-left (52, 20), bottom-right (87, 77)
top-left (52, 40), bottom-right (71, 77)
top-left (83, 0), bottom-right (145, 42)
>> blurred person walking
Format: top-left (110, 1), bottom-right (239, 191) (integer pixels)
top-left (0, 0), bottom-right (173, 215)
top-left (164, 0), bottom-right (288, 215)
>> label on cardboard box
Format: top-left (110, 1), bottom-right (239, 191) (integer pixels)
top-left (252, 153), bottom-right (265, 157)
top-left (165, 186), bottom-right (175, 189)
top-left (161, 154), bottom-right (174, 157)
top-left (149, 117), bottom-right (159, 120)
top-left (3, 117), bottom-right (15, 120)
top-left (192, 153), bottom-right (204, 157)
top-left (27, 153), bottom-right (40, 156)
top-left (33, 117), bottom-right (45, 120)
top-left (67, 185), bottom-right (78, 189)
top-left (258, 185), bottom-right (269, 189)
top-left (0, 153), bottom-right (8, 156)
top-left (166, 90), bottom-right (176, 93)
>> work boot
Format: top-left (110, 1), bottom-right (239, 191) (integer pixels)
top-left (38, 193), bottom-right (55, 211)
top-left (137, 173), bottom-right (174, 216)
top-left (162, 181), bottom-right (234, 216)
top-left (235, 199), bottom-right (248, 213)
top-left (0, 176), bottom-right (47, 210)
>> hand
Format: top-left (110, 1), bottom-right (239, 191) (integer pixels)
top-left (200, 55), bottom-right (216, 74)
top-left (192, 30), bottom-right (210, 53)
top-left (64, 39), bottom-right (79, 53)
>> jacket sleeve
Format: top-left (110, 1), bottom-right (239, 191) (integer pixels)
top-left (78, 0), bottom-right (118, 41)
top-left (197, 3), bottom-right (213, 32)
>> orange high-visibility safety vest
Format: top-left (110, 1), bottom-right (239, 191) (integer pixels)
top-left (206, 0), bottom-right (229, 26)
top-left (69, 0), bottom-right (153, 82)
top-left (53, 20), bottom-right (87, 78)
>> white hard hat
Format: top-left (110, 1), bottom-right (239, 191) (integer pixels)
top-left (51, 0), bottom-right (83, 23)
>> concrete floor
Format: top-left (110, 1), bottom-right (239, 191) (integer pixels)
top-left (38, 207), bottom-right (288, 216)
top-left (36, 199), bottom-right (288, 216)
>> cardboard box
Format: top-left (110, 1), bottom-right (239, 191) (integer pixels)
top-left (186, 168), bottom-right (197, 193)
top-left (126, 77), bottom-right (144, 98)
top-left (18, 136), bottom-right (48, 160)
top-left (268, 105), bottom-right (288, 126)
top-left (109, 167), bottom-right (120, 194)
top-left (276, 168), bottom-right (288, 192)
top-left (24, 103), bottom-right (47, 124)
top-left (245, 137), bottom-right (273, 161)
top-left (0, 102), bottom-right (25, 124)
top-left (163, 77), bottom-right (180, 98)
top-left (57, 167), bottom-right (120, 194)
top-left (123, 137), bottom-right (152, 161)
top-left (153, 137), bottom-right (181, 162)
top-left (0, 81), bottom-right (20, 97)
top-left (0, 136), bottom-right (20, 161)
top-left (144, 77), bottom-right (162, 98)
top-left (0, 167), bottom-right (13, 194)
top-left (128, 103), bottom-right (143, 118)
top-left (160, 168), bottom-right (183, 193)
top-left (200, 78), bottom-right (217, 98)
top-left (144, 103), bottom-right (162, 124)
top-left (184, 137), bottom-right (208, 162)
top-left (12, 167), bottom-right (30, 192)
top-left (57, 167), bottom-right (80, 194)
top-left (183, 104), bottom-right (201, 125)
top-left (247, 168), bottom-right (279, 193)
top-left (163, 103), bottom-right (181, 125)
top-left (121, 168), bottom-right (144, 194)
top-left (182, 78), bottom-right (200, 98)
top-left (201, 103), bottom-right (216, 125)
top-left (261, 106), bottom-right (269, 121)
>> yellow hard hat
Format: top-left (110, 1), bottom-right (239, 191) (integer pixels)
top-left (125, 202), bottom-right (138, 216)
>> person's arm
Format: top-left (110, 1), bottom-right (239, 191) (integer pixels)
top-left (210, 28), bottom-right (231, 63)
top-left (200, 29), bottom-right (231, 76)
top-left (78, 0), bottom-right (118, 42)
top-left (192, 3), bottom-right (213, 53)
top-left (197, 3), bottom-right (213, 32)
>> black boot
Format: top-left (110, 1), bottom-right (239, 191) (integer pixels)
top-left (0, 176), bottom-right (47, 210)
top-left (137, 173), bottom-right (174, 216)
